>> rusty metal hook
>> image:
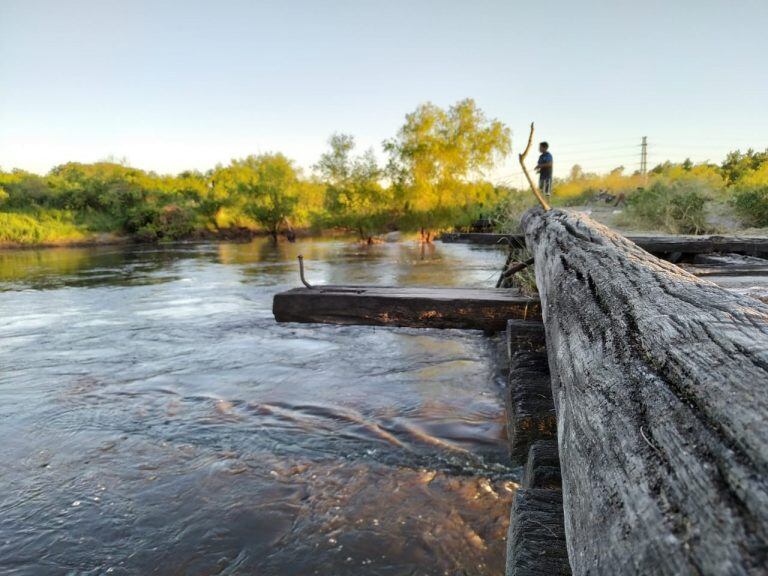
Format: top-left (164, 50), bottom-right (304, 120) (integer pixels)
top-left (297, 255), bottom-right (313, 288)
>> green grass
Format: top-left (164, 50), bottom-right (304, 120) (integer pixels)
top-left (0, 210), bottom-right (89, 245)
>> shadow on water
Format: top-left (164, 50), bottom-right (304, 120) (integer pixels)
top-left (0, 238), bottom-right (515, 575)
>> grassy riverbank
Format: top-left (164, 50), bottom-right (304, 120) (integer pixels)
top-left (2, 112), bottom-right (767, 248)
top-left (0, 210), bottom-right (89, 246)
top-left (494, 150), bottom-right (768, 236)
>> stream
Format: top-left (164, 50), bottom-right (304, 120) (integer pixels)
top-left (0, 238), bottom-right (515, 576)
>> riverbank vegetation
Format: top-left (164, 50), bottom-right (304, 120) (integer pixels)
top-left (2, 98), bottom-right (768, 246)
top-left (0, 99), bottom-right (510, 246)
top-left (494, 149), bottom-right (768, 235)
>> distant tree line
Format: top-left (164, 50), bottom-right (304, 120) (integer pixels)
top-left (0, 99), bottom-right (510, 245)
top-left (3, 97), bottom-right (768, 245)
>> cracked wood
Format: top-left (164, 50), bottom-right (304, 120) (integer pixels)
top-left (522, 207), bottom-right (768, 576)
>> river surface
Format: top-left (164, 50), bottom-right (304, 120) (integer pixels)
top-left (0, 238), bottom-right (516, 576)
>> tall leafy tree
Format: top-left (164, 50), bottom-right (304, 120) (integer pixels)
top-left (233, 154), bottom-right (299, 241)
top-left (384, 98), bottom-right (511, 238)
top-left (315, 133), bottom-right (386, 242)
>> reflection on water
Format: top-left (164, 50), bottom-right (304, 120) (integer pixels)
top-left (0, 238), bottom-right (514, 575)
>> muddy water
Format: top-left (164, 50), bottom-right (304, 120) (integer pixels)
top-left (0, 239), bottom-right (515, 576)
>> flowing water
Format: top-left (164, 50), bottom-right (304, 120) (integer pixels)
top-left (0, 238), bottom-right (516, 576)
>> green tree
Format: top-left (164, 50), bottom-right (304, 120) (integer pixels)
top-left (315, 133), bottom-right (387, 242)
top-left (721, 148), bottom-right (768, 184)
top-left (383, 98), bottom-right (511, 239)
top-left (235, 154), bottom-right (299, 241)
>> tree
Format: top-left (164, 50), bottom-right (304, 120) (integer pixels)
top-left (383, 98), bottom-right (511, 240)
top-left (315, 133), bottom-right (387, 242)
top-left (721, 148), bottom-right (768, 184)
top-left (569, 164), bottom-right (584, 181)
top-left (234, 154), bottom-right (299, 241)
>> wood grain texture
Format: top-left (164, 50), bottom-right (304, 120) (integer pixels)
top-left (506, 319), bottom-right (546, 361)
top-left (522, 440), bottom-right (562, 490)
top-left (506, 489), bottom-right (571, 576)
top-left (506, 349), bottom-right (557, 462)
top-left (522, 207), bottom-right (768, 575)
top-left (273, 286), bottom-right (541, 331)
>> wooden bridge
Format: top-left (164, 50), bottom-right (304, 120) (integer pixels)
top-left (273, 211), bottom-right (768, 575)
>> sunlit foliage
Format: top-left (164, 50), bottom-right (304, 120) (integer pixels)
top-left (315, 134), bottom-right (389, 241)
top-left (235, 154), bottom-right (300, 240)
top-left (3, 103), bottom-right (768, 245)
top-left (384, 99), bottom-right (511, 232)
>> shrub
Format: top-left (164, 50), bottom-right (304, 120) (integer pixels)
top-left (731, 187), bottom-right (768, 227)
top-left (155, 205), bottom-right (197, 239)
top-left (619, 181), bottom-right (710, 234)
top-left (490, 189), bottom-right (538, 233)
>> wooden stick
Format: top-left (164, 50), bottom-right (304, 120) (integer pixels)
top-left (519, 122), bottom-right (551, 211)
top-left (501, 257), bottom-right (535, 279)
top-left (496, 250), bottom-right (515, 288)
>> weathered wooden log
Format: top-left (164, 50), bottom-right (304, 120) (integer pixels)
top-left (688, 264), bottom-right (768, 277)
top-left (692, 253), bottom-right (768, 266)
top-left (522, 440), bottom-right (562, 490)
top-left (441, 232), bottom-right (528, 248)
top-left (631, 234), bottom-right (768, 257)
top-left (273, 286), bottom-right (541, 331)
top-left (506, 348), bottom-right (557, 462)
top-left (522, 207), bottom-right (768, 575)
top-left (506, 319), bottom-right (546, 361)
top-left (440, 232), bottom-right (768, 258)
top-left (506, 489), bottom-right (571, 576)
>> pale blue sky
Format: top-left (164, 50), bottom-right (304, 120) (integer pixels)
top-left (1, 0), bottom-right (766, 185)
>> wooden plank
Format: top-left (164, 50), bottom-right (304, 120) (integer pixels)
top-left (522, 207), bottom-right (768, 575)
top-left (522, 440), bottom-right (562, 490)
top-left (692, 253), bottom-right (768, 266)
top-left (506, 349), bottom-right (556, 462)
top-left (689, 264), bottom-right (768, 277)
top-left (506, 489), bottom-right (571, 576)
top-left (441, 231), bottom-right (768, 257)
top-left (272, 286), bottom-right (541, 331)
top-left (441, 232), bottom-right (528, 247)
top-left (506, 319), bottom-right (546, 362)
top-left (631, 234), bottom-right (768, 256)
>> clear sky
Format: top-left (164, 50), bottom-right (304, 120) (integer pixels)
top-left (1, 0), bottom-right (766, 185)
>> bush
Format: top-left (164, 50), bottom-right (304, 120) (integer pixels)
top-left (731, 187), bottom-right (768, 227)
top-left (490, 189), bottom-right (538, 233)
top-left (154, 205), bottom-right (197, 239)
top-left (0, 210), bottom-right (86, 245)
top-left (619, 181), bottom-right (710, 234)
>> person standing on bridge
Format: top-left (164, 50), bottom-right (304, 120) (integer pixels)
top-left (535, 141), bottom-right (553, 198)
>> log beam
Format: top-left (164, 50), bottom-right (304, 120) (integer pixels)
top-left (506, 489), bottom-right (571, 576)
top-left (273, 286), bottom-right (541, 331)
top-left (522, 207), bottom-right (768, 575)
top-left (440, 232), bottom-right (768, 259)
top-left (522, 440), bottom-right (562, 490)
top-left (506, 349), bottom-right (557, 462)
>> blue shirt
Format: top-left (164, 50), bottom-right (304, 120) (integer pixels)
top-left (537, 152), bottom-right (553, 179)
